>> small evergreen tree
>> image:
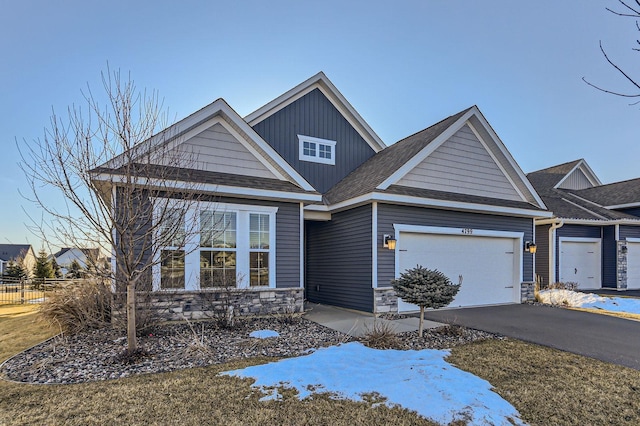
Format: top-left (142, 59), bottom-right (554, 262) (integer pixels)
top-left (392, 265), bottom-right (461, 337)
top-left (33, 249), bottom-right (55, 279)
top-left (51, 257), bottom-right (63, 278)
top-left (4, 260), bottom-right (27, 279)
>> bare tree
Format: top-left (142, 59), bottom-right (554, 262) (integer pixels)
top-left (20, 67), bottom-right (203, 354)
top-left (584, 0), bottom-right (640, 101)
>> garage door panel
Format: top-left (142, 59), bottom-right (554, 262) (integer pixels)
top-left (627, 242), bottom-right (640, 290)
top-left (559, 240), bottom-right (601, 290)
top-left (398, 232), bottom-right (519, 311)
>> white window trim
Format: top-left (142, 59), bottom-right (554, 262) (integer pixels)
top-left (152, 200), bottom-right (278, 291)
top-left (298, 134), bottom-right (336, 165)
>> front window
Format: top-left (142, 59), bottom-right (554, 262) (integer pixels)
top-left (154, 201), bottom-right (277, 291)
top-left (200, 211), bottom-right (237, 288)
top-left (250, 213), bottom-right (270, 286)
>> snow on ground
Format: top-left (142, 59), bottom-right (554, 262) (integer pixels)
top-left (539, 289), bottom-right (640, 314)
top-left (249, 329), bottom-right (280, 339)
top-left (222, 342), bottom-right (525, 425)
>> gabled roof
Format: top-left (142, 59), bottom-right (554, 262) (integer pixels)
top-left (571, 178), bottom-right (640, 209)
top-left (0, 244), bottom-right (33, 262)
top-left (245, 72), bottom-right (386, 153)
top-left (528, 161), bottom-right (640, 221)
top-left (324, 106), bottom-right (547, 214)
top-left (527, 159), bottom-right (601, 191)
top-left (95, 98), bottom-right (317, 194)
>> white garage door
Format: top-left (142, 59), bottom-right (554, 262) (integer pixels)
top-left (559, 239), bottom-right (601, 290)
top-left (397, 232), bottom-right (520, 312)
top-left (626, 241), bottom-right (640, 290)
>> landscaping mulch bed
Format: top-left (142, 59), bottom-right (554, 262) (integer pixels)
top-left (1, 317), bottom-right (499, 385)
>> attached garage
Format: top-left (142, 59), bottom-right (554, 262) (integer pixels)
top-left (558, 238), bottom-right (601, 290)
top-left (626, 239), bottom-right (640, 290)
top-left (395, 226), bottom-right (523, 312)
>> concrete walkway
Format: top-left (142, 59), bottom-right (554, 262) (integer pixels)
top-left (303, 303), bottom-right (443, 337)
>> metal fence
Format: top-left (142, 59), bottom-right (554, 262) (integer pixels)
top-left (0, 277), bottom-right (81, 305)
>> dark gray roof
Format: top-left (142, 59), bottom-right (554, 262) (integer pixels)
top-left (0, 244), bottom-right (33, 262)
top-left (570, 178), bottom-right (640, 207)
top-left (94, 164), bottom-right (319, 197)
top-left (527, 163), bottom-right (640, 221)
top-left (526, 159), bottom-right (582, 191)
top-left (324, 108), bottom-right (472, 204)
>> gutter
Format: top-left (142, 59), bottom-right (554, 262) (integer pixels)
top-left (549, 220), bottom-right (564, 285)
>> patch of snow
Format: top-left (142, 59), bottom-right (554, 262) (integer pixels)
top-left (222, 342), bottom-right (525, 425)
top-left (539, 290), bottom-right (640, 315)
top-left (249, 329), bottom-right (280, 339)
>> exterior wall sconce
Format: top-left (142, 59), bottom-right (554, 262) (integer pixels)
top-left (383, 234), bottom-right (397, 250)
top-left (621, 245), bottom-right (628, 254)
top-left (525, 241), bottom-right (537, 254)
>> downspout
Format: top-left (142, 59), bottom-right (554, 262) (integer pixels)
top-left (549, 220), bottom-right (564, 285)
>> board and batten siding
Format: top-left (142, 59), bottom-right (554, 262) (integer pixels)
top-left (620, 225), bottom-right (640, 240)
top-left (252, 88), bottom-right (376, 193)
top-left (554, 225), bottom-right (601, 283)
top-left (169, 123), bottom-right (276, 179)
top-left (557, 168), bottom-right (594, 190)
top-left (602, 226), bottom-right (617, 288)
top-left (534, 224), bottom-right (551, 288)
top-left (306, 205), bottom-right (373, 311)
top-left (377, 204), bottom-right (534, 287)
top-left (396, 124), bottom-right (522, 201)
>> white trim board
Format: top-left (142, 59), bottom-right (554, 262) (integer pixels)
top-left (305, 192), bottom-right (553, 219)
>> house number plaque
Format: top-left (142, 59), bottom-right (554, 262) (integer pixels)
top-left (461, 228), bottom-right (473, 235)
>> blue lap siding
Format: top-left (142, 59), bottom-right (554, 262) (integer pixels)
top-left (305, 205), bottom-right (373, 311)
top-left (377, 204), bottom-right (534, 288)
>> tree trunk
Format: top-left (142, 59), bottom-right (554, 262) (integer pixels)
top-left (419, 305), bottom-right (424, 337)
top-left (126, 282), bottom-right (137, 353)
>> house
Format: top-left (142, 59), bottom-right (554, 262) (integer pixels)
top-left (528, 159), bottom-right (640, 290)
top-left (93, 72), bottom-right (552, 318)
top-left (0, 244), bottom-right (36, 277)
top-left (50, 247), bottom-right (105, 276)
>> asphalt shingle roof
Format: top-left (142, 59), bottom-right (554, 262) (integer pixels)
top-left (527, 163), bottom-right (640, 221)
top-left (94, 164), bottom-right (319, 196)
top-left (570, 178), bottom-right (640, 207)
top-left (0, 244), bottom-right (32, 262)
top-left (324, 108), bottom-right (472, 205)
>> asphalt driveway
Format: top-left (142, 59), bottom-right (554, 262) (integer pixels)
top-left (422, 304), bottom-right (640, 370)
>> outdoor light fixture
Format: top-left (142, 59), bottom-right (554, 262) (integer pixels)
top-left (383, 234), bottom-right (397, 250)
top-left (621, 245), bottom-right (628, 254)
top-left (525, 241), bottom-right (537, 254)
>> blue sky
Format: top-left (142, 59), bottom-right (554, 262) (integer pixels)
top-left (1, 0), bottom-right (638, 248)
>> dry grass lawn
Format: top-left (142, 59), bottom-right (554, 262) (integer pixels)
top-left (2, 309), bottom-right (640, 425)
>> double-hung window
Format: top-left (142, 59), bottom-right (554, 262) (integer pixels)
top-left (200, 211), bottom-right (237, 288)
top-left (159, 208), bottom-right (186, 290)
top-left (298, 135), bottom-right (336, 165)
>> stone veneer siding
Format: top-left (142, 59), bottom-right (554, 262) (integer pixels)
top-left (617, 241), bottom-right (628, 290)
top-left (112, 288), bottom-right (304, 322)
top-left (373, 283), bottom-right (534, 314)
top-left (373, 287), bottom-right (398, 314)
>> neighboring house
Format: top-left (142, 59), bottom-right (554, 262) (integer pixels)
top-left (528, 159), bottom-right (640, 291)
top-left (0, 244), bottom-right (36, 277)
top-left (50, 247), bottom-right (104, 276)
top-left (93, 72), bottom-right (552, 317)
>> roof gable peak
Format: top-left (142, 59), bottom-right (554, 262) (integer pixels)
top-left (245, 72), bottom-right (386, 153)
